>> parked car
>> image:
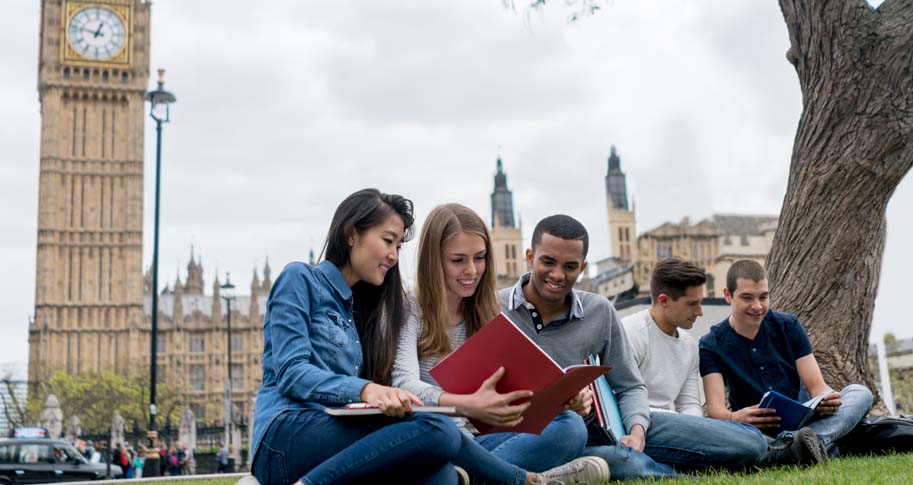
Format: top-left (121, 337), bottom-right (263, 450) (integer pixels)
top-left (0, 438), bottom-right (122, 483)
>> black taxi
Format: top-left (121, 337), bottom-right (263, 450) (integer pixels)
top-left (0, 437), bottom-right (122, 483)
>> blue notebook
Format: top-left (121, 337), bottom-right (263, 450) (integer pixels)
top-left (586, 354), bottom-right (626, 442)
top-left (758, 388), bottom-right (832, 431)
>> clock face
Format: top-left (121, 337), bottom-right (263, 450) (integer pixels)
top-left (67, 6), bottom-right (127, 60)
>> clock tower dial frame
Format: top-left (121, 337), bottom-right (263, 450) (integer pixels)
top-left (62, 1), bottom-right (134, 66)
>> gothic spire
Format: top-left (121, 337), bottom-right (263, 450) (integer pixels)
top-left (490, 156), bottom-right (516, 228)
top-left (605, 145), bottom-right (629, 211)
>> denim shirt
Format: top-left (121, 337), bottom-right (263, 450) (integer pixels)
top-left (251, 260), bottom-right (371, 464)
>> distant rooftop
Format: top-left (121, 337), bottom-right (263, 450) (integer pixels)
top-left (710, 214), bottom-right (779, 236)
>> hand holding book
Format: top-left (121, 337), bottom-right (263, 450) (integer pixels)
top-left (442, 367), bottom-right (533, 428)
top-left (730, 405), bottom-right (780, 430)
top-left (565, 387), bottom-right (594, 416)
top-left (815, 390), bottom-right (842, 414)
top-left (757, 387), bottom-right (834, 431)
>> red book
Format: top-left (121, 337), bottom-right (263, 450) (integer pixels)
top-left (429, 313), bottom-right (610, 435)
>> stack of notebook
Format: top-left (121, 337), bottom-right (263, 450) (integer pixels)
top-left (585, 354), bottom-right (627, 443)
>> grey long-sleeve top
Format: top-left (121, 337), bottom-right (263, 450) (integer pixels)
top-left (498, 276), bottom-right (651, 434)
top-left (392, 311), bottom-right (474, 434)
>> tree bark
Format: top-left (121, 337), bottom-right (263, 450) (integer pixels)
top-left (770, 0), bottom-right (913, 402)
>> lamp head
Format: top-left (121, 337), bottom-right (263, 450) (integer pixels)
top-left (145, 68), bottom-right (177, 122)
top-left (221, 273), bottom-right (236, 300)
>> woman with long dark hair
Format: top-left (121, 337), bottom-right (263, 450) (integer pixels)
top-left (250, 189), bottom-right (462, 484)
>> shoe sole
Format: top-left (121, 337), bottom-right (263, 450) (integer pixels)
top-left (796, 428), bottom-right (827, 465)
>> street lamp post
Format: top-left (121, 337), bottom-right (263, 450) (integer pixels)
top-left (220, 275), bottom-right (236, 472)
top-left (144, 68), bottom-right (176, 477)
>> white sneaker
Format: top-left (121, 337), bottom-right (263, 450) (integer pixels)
top-left (537, 456), bottom-right (610, 484)
top-left (455, 465), bottom-right (470, 485)
top-left (235, 475), bottom-right (260, 485)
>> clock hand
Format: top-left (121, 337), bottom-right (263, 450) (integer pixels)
top-left (93, 22), bottom-right (104, 38)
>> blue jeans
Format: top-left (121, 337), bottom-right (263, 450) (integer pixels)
top-left (583, 412), bottom-right (767, 480)
top-left (583, 443), bottom-right (678, 481)
top-left (456, 410), bottom-right (587, 484)
top-left (252, 408), bottom-right (462, 485)
top-left (454, 435), bottom-right (526, 484)
top-left (773, 384), bottom-right (873, 456)
top-left (475, 411), bottom-right (588, 472)
top-left (645, 411), bottom-right (768, 469)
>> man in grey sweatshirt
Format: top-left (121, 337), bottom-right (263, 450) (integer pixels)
top-left (498, 215), bottom-right (767, 479)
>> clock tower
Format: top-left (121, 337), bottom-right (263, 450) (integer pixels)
top-left (29, 0), bottom-right (151, 383)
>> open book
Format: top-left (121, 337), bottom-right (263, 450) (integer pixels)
top-left (758, 388), bottom-right (833, 431)
top-left (429, 313), bottom-right (610, 435)
top-left (324, 403), bottom-right (458, 416)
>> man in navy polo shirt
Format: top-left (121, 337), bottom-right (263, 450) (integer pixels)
top-left (699, 259), bottom-right (873, 464)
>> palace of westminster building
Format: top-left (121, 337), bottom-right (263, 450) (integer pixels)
top-left (27, 0), bottom-right (777, 425)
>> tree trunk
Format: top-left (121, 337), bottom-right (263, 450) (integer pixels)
top-left (769, 0), bottom-right (913, 402)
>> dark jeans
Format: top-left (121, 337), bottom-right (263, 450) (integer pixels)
top-left (253, 408), bottom-right (462, 485)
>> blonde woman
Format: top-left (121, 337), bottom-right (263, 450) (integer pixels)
top-left (393, 203), bottom-right (608, 484)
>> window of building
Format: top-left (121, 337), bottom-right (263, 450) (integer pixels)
top-left (231, 364), bottom-right (244, 390)
top-left (511, 245), bottom-right (516, 259)
top-left (231, 334), bottom-right (243, 353)
top-left (618, 227), bottom-right (624, 241)
top-left (505, 245), bottom-right (510, 259)
top-left (189, 335), bottom-right (205, 353)
top-left (189, 365), bottom-right (205, 391)
top-left (657, 241), bottom-right (672, 259)
top-left (157, 334), bottom-right (167, 354)
top-left (624, 227), bottom-right (630, 242)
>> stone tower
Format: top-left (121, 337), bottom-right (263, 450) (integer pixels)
top-left (606, 146), bottom-right (636, 264)
top-left (29, 0), bottom-right (151, 383)
top-left (489, 158), bottom-right (524, 288)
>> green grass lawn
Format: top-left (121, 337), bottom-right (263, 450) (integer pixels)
top-left (628, 452), bottom-right (913, 484)
top-left (163, 452), bottom-right (913, 484)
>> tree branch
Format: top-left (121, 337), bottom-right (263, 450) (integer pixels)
top-left (779, 1), bottom-right (872, 94)
top-left (879, 0), bottom-right (913, 18)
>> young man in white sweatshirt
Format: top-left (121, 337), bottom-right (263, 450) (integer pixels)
top-left (622, 258), bottom-right (705, 416)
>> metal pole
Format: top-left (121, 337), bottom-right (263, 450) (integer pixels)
top-left (144, 116), bottom-right (163, 477)
top-left (877, 340), bottom-right (897, 416)
top-left (144, 68), bottom-right (173, 479)
top-left (227, 298), bottom-right (233, 470)
top-left (150, 117), bottom-right (162, 431)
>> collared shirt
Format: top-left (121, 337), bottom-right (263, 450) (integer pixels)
top-left (251, 260), bottom-right (371, 463)
top-left (698, 309), bottom-right (813, 412)
top-left (500, 273), bottom-right (651, 433)
top-left (508, 273), bottom-right (584, 332)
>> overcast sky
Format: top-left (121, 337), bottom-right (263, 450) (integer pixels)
top-left (1, 0), bottom-right (908, 370)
